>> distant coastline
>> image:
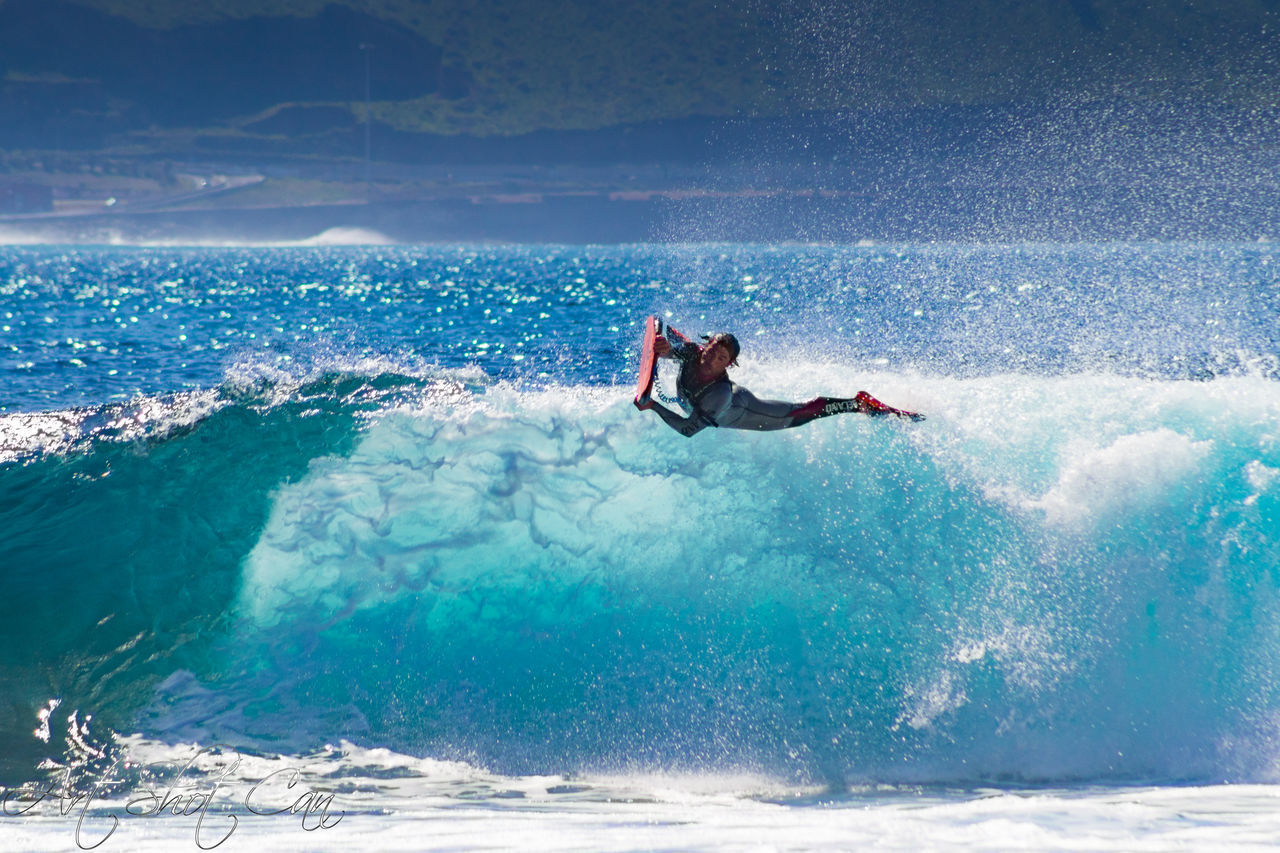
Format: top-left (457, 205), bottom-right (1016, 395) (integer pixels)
top-left (3, 186), bottom-right (1277, 245)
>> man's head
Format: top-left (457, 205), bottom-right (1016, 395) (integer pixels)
top-left (700, 332), bottom-right (740, 374)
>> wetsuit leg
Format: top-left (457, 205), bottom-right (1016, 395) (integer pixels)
top-left (787, 391), bottom-right (924, 426)
top-left (653, 383), bottom-right (923, 436)
top-left (718, 388), bottom-right (813, 431)
top-left (720, 389), bottom-right (920, 431)
top-left (785, 396), bottom-right (866, 428)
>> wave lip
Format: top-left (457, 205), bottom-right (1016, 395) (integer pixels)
top-left (0, 391), bottom-right (224, 464)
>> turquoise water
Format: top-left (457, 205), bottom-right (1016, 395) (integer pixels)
top-left (3, 243), bottom-right (1280, 847)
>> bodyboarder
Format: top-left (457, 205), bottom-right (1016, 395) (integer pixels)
top-left (634, 329), bottom-right (923, 438)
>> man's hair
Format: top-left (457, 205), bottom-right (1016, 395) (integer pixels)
top-left (703, 332), bottom-right (741, 365)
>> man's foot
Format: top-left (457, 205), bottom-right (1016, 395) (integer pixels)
top-left (855, 391), bottom-right (925, 421)
top-left (634, 392), bottom-right (654, 410)
top-left (853, 391), bottom-right (891, 416)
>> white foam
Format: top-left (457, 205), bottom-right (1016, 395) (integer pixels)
top-left (1029, 428), bottom-right (1213, 526)
top-left (1244, 460), bottom-right (1280, 506)
top-left (10, 739), bottom-right (1280, 853)
top-left (294, 226), bottom-right (396, 246)
top-left (0, 390), bottom-right (223, 463)
top-left (0, 226), bottom-right (54, 245)
top-left (0, 225), bottom-right (397, 248)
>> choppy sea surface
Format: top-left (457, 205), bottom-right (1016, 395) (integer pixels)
top-left (3, 242), bottom-right (1280, 851)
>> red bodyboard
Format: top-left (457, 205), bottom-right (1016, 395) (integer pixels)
top-left (635, 316), bottom-right (690, 409)
top-left (634, 316), bottom-right (660, 406)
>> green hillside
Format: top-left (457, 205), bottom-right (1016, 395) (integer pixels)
top-left (28, 0), bottom-right (1280, 140)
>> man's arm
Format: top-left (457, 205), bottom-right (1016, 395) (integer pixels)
top-left (648, 400), bottom-right (715, 437)
top-left (644, 383), bottom-right (731, 438)
top-left (654, 335), bottom-right (698, 363)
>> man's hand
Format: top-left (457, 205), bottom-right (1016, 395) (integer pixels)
top-left (653, 335), bottom-right (672, 357)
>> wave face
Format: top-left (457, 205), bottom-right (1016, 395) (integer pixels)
top-left (0, 371), bottom-right (429, 776)
top-left (8, 365), bottom-right (1279, 785)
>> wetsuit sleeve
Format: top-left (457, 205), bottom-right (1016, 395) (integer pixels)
top-left (647, 383), bottom-right (732, 438)
top-left (648, 401), bottom-right (712, 437)
top-left (665, 341), bottom-right (699, 363)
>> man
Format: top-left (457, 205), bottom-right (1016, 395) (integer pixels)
top-left (635, 330), bottom-right (923, 437)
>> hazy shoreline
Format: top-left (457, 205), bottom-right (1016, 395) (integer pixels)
top-left (3, 187), bottom-right (1276, 246)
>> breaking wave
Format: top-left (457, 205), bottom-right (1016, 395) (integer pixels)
top-left (5, 364), bottom-right (1280, 785)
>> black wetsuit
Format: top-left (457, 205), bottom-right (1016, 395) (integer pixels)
top-left (648, 341), bottom-right (882, 437)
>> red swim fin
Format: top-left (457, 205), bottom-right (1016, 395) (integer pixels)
top-left (854, 391), bottom-right (926, 421)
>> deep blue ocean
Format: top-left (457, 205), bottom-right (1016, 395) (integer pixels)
top-left (4, 242), bottom-right (1280, 849)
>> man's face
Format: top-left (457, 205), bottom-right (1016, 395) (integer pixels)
top-left (700, 340), bottom-right (734, 373)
